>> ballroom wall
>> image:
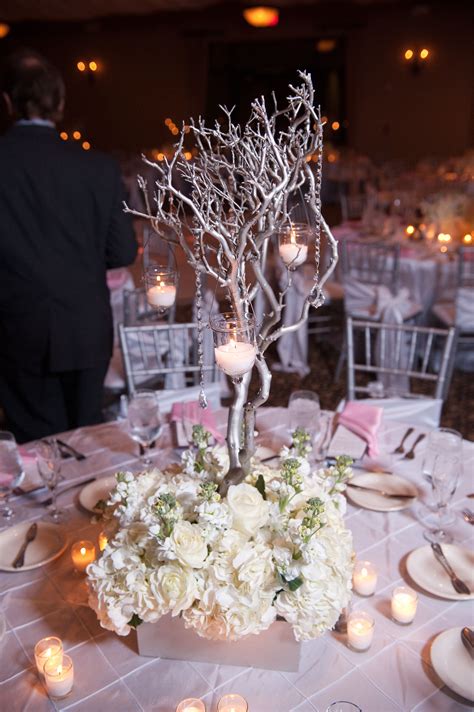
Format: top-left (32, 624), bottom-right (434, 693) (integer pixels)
top-left (1, 1), bottom-right (472, 162)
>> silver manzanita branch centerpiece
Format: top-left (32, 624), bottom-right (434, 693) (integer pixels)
top-left (125, 71), bottom-right (338, 493)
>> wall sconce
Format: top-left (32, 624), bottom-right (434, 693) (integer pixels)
top-left (243, 7), bottom-right (279, 28)
top-left (76, 60), bottom-right (101, 84)
top-left (403, 47), bottom-right (430, 75)
top-left (0, 23), bottom-right (10, 39)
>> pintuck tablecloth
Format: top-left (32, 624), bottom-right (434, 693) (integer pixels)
top-left (1, 408), bottom-right (473, 712)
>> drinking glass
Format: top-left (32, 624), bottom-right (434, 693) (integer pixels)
top-left (288, 390), bottom-right (321, 441)
top-left (36, 439), bottom-right (68, 524)
top-left (422, 427), bottom-right (462, 523)
top-left (423, 454), bottom-right (460, 544)
top-left (128, 390), bottom-right (162, 467)
top-left (0, 431), bottom-right (25, 522)
top-left (326, 703), bottom-right (362, 712)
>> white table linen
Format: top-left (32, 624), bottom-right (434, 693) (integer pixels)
top-left (1, 409), bottom-right (473, 711)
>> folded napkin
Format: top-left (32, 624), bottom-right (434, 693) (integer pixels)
top-left (338, 401), bottom-right (383, 457)
top-left (106, 268), bottom-right (129, 291)
top-left (170, 401), bottom-right (225, 444)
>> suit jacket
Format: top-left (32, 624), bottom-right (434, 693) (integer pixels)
top-left (0, 124), bottom-right (137, 373)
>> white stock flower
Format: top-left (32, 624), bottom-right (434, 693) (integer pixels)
top-left (170, 520), bottom-right (208, 569)
top-left (227, 483), bottom-right (269, 536)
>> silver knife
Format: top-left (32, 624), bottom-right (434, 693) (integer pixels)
top-left (431, 543), bottom-right (471, 595)
top-left (12, 522), bottom-right (38, 568)
top-left (347, 482), bottom-right (415, 499)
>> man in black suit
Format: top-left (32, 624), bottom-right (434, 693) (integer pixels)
top-left (0, 50), bottom-right (137, 442)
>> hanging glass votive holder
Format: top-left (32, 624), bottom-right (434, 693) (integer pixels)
top-left (278, 223), bottom-right (310, 269)
top-left (210, 313), bottom-right (257, 380)
top-left (144, 266), bottom-right (177, 313)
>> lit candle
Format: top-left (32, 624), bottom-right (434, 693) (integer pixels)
top-left (71, 540), bottom-right (96, 572)
top-left (347, 611), bottom-right (375, 651)
top-left (391, 586), bottom-right (418, 624)
top-left (214, 339), bottom-right (257, 377)
top-left (147, 282), bottom-right (177, 308)
top-left (353, 561), bottom-right (378, 596)
top-left (405, 224), bottom-right (415, 236)
top-left (217, 694), bottom-right (248, 712)
top-left (176, 699), bottom-right (206, 712)
top-left (44, 654), bottom-right (74, 699)
top-left (463, 233), bottom-right (473, 244)
top-left (34, 637), bottom-right (63, 675)
top-left (279, 231), bottom-right (308, 267)
top-left (98, 531), bottom-right (108, 552)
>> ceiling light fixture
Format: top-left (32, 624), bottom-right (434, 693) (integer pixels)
top-left (243, 7), bottom-right (279, 28)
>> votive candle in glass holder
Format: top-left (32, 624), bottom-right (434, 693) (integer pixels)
top-left (211, 313), bottom-right (257, 380)
top-left (353, 561), bottom-right (378, 596)
top-left (278, 223), bottom-right (309, 268)
top-left (176, 699), bottom-right (206, 712)
top-left (144, 266), bottom-right (177, 311)
top-left (34, 636), bottom-right (63, 675)
top-left (44, 653), bottom-right (74, 699)
top-left (347, 611), bottom-right (375, 652)
top-left (217, 694), bottom-right (248, 712)
top-left (391, 586), bottom-right (418, 624)
top-left (71, 540), bottom-right (96, 572)
top-left (98, 531), bottom-right (108, 552)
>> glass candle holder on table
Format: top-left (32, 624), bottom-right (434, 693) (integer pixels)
top-left (278, 223), bottom-right (309, 269)
top-left (71, 540), bottom-right (96, 573)
top-left (391, 586), bottom-right (418, 624)
top-left (211, 314), bottom-right (256, 382)
top-left (347, 611), bottom-right (375, 652)
top-left (44, 653), bottom-right (74, 699)
top-left (353, 561), bottom-right (377, 596)
top-left (34, 636), bottom-right (63, 676)
top-left (144, 266), bottom-right (177, 313)
top-left (217, 694), bottom-right (248, 712)
top-left (176, 700), bottom-right (206, 712)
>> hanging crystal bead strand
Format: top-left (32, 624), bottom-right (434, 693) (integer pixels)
top-left (312, 110), bottom-right (324, 306)
top-left (194, 230), bottom-right (208, 409)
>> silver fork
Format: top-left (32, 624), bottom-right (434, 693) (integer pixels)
top-left (462, 508), bottom-right (474, 525)
top-left (403, 433), bottom-right (426, 460)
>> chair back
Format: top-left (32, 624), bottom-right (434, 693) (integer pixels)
top-left (458, 246), bottom-right (474, 288)
top-left (123, 288), bottom-right (175, 326)
top-left (341, 240), bottom-right (400, 293)
top-left (119, 322), bottom-right (219, 396)
top-left (346, 317), bottom-right (457, 402)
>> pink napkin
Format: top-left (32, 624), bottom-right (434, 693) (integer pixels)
top-left (338, 401), bottom-right (383, 457)
top-left (106, 268), bottom-right (128, 291)
top-left (170, 401), bottom-right (225, 444)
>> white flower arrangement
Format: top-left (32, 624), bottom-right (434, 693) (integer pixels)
top-left (87, 427), bottom-right (354, 642)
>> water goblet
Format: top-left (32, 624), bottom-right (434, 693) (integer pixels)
top-left (128, 390), bottom-right (162, 467)
top-left (36, 439), bottom-right (68, 524)
top-left (422, 427), bottom-right (462, 523)
top-left (423, 453), bottom-right (461, 544)
top-left (288, 390), bottom-right (321, 445)
top-left (0, 431), bottom-right (25, 522)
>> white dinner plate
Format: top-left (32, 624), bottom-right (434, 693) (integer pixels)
top-left (406, 545), bottom-right (474, 601)
top-left (345, 472), bottom-right (417, 511)
top-left (431, 627), bottom-right (474, 701)
top-left (255, 445), bottom-right (279, 463)
top-left (0, 521), bottom-right (67, 572)
top-left (78, 476), bottom-right (117, 513)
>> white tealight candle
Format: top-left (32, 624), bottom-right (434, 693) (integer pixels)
top-left (391, 586), bottom-right (418, 624)
top-left (44, 654), bottom-right (74, 699)
top-left (279, 241), bottom-right (308, 267)
top-left (176, 699), bottom-right (205, 712)
top-left (217, 694), bottom-right (248, 712)
top-left (147, 284), bottom-right (177, 308)
top-left (34, 637), bottom-right (63, 676)
top-left (214, 340), bottom-right (257, 377)
top-left (71, 540), bottom-right (96, 572)
top-left (347, 611), bottom-right (375, 651)
top-left (353, 560), bottom-right (378, 596)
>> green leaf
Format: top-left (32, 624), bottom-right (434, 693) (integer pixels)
top-left (287, 576), bottom-right (304, 592)
top-left (255, 474), bottom-right (267, 500)
top-left (128, 613), bottom-right (143, 629)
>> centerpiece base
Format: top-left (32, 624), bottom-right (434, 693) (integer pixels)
top-left (136, 616), bottom-right (301, 672)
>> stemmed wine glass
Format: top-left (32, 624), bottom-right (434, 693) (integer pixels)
top-left (128, 390), bottom-right (162, 467)
top-left (36, 439), bottom-right (68, 524)
top-left (0, 431), bottom-right (25, 522)
top-left (423, 453), bottom-right (461, 544)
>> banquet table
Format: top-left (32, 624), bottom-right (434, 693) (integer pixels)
top-left (1, 408), bottom-right (473, 712)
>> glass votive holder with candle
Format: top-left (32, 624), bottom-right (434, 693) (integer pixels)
top-left (98, 531), bottom-right (108, 552)
top-left (278, 223), bottom-right (309, 269)
top-left (211, 313), bottom-right (257, 381)
top-left (353, 560), bottom-right (378, 596)
top-left (71, 540), bottom-right (96, 573)
top-left (217, 694), bottom-right (248, 712)
top-left (34, 636), bottom-right (63, 676)
top-left (44, 653), bottom-right (74, 699)
top-left (176, 699), bottom-right (206, 712)
top-left (391, 585), bottom-right (418, 624)
top-left (347, 611), bottom-right (375, 652)
top-left (144, 266), bottom-right (177, 312)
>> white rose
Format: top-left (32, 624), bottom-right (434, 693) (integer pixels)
top-left (227, 483), bottom-right (269, 536)
top-left (170, 520), bottom-right (208, 568)
top-left (150, 563), bottom-right (197, 615)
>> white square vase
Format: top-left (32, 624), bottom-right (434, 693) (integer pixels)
top-left (136, 615), bottom-right (301, 672)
